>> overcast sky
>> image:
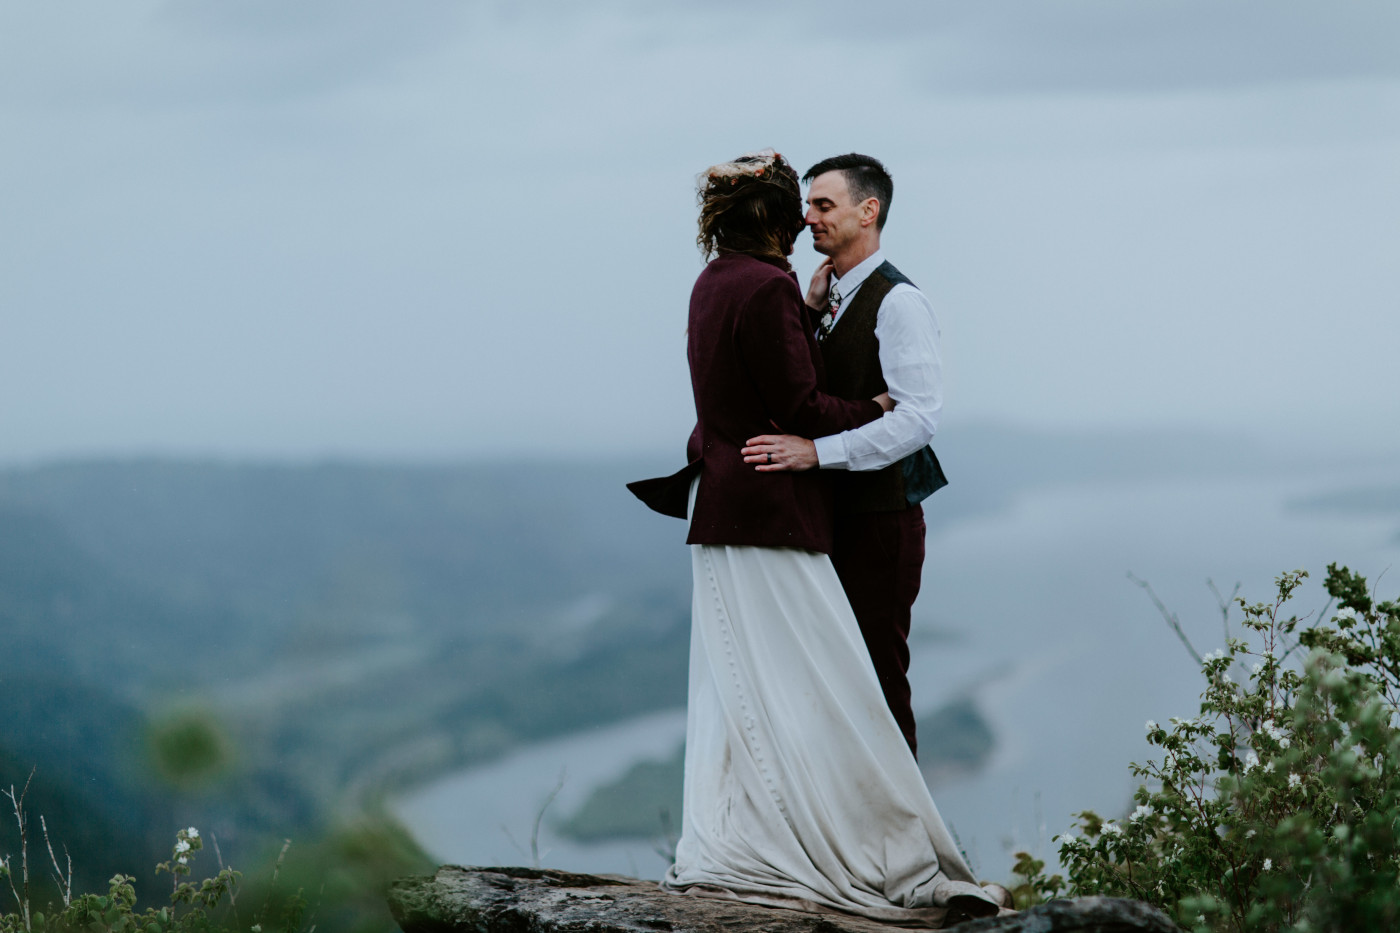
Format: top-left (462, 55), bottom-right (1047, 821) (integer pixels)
top-left (3, 1), bottom-right (1397, 462)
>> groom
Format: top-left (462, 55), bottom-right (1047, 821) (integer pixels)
top-left (741, 153), bottom-right (945, 759)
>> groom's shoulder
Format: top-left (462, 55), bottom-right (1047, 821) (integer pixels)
top-left (874, 259), bottom-right (916, 290)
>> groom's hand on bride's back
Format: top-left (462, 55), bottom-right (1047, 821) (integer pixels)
top-left (742, 435), bottom-right (818, 472)
top-left (744, 396), bottom-right (892, 471)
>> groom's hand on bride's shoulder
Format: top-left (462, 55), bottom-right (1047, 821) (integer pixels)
top-left (742, 435), bottom-right (818, 472)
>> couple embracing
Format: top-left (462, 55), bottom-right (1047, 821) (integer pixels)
top-left (630, 151), bottom-right (1010, 926)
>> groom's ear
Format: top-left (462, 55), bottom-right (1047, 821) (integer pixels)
top-left (858, 197), bottom-right (880, 228)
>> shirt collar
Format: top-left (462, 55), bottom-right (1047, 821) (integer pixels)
top-left (830, 248), bottom-right (886, 307)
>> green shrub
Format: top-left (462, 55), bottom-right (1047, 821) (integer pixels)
top-left (2, 825), bottom-right (247, 933)
top-left (1027, 566), bottom-right (1400, 932)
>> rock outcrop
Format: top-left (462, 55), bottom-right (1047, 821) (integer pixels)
top-left (387, 866), bottom-right (1178, 933)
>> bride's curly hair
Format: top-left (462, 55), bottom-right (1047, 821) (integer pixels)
top-left (696, 149), bottom-right (804, 270)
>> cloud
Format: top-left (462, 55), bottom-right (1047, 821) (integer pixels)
top-left (0, 1), bottom-right (1396, 460)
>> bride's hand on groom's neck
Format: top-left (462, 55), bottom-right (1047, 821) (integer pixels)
top-left (805, 257), bottom-right (835, 310)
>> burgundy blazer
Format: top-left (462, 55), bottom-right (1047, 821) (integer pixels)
top-left (629, 253), bottom-right (883, 553)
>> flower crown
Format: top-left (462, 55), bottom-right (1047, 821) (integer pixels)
top-left (703, 148), bottom-right (789, 185)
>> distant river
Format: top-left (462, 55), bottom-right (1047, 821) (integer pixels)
top-left (393, 464), bottom-right (1400, 881)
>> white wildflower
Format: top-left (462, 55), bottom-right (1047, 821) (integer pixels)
top-left (1264, 760), bottom-right (1276, 773)
top-left (1246, 829), bottom-right (1257, 838)
top-left (175, 839), bottom-right (191, 854)
top-left (1263, 858), bottom-right (1273, 870)
top-left (1244, 751), bottom-right (1260, 771)
top-left (1131, 804), bottom-right (1152, 822)
top-left (177, 856), bottom-right (188, 865)
top-left (186, 827), bottom-right (199, 839)
top-left (1289, 773), bottom-right (1302, 788)
top-left (1252, 661), bottom-right (1264, 675)
top-left (1057, 833), bottom-right (1078, 847)
top-left (1280, 736), bottom-right (1291, 749)
top-left (1197, 915), bottom-right (1207, 926)
top-left (1103, 821), bottom-right (1123, 836)
top-left (1336, 607), bottom-right (1362, 623)
top-left (1146, 720), bottom-right (1158, 733)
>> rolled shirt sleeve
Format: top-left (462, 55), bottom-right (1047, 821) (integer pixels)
top-left (815, 284), bottom-right (943, 471)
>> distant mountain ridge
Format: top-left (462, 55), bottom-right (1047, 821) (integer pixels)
top-left (0, 426), bottom-right (1314, 879)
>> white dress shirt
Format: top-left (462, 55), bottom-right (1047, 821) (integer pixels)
top-left (812, 249), bottom-right (943, 472)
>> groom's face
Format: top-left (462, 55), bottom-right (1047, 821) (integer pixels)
top-left (804, 171), bottom-right (861, 258)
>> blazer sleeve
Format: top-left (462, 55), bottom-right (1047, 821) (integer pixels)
top-left (738, 276), bottom-right (884, 438)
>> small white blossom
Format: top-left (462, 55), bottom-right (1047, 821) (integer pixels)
top-left (1057, 833), bottom-right (1078, 847)
top-left (1279, 736), bottom-right (1291, 749)
top-left (175, 839), bottom-right (191, 854)
top-left (177, 856), bottom-right (188, 865)
top-left (1197, 915), bottom-right (1207, 926)
top-left (186, 827), bottom-right (199, 839)
top-left (1263, 858), bottom-right (1273, 870)
top-left (1103, 821), bottom-right (1123, 836)
top-left (1264, 760), bottom-right (1276, 773)
top-left (1244, 751), bottom-right (1260, 772)
top-left (1252, 661), bottom-right (1264, 675)
top-left (1131, 804), bottom-right (1152, 822)
top-left (1289, 773), bottom-right (1302, 788)
top-left (1145, 720), bottom-right (1158, 733)
top-left (1336, 607), bottom-right (1362, 623)
top-left (1246, 829), bottom-right (1257, 838)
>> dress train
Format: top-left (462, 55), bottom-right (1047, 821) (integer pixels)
top-left (663, 491), bottom-right (997, 924)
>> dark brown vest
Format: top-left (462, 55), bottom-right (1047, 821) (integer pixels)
top-left (818, 261), bottom-right (948, 514)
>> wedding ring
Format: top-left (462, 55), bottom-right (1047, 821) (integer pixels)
top-left (767, 453), bottom-right (772, 464)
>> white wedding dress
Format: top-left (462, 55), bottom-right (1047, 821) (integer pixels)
top-left (663, 479), bottom-right (997, 925)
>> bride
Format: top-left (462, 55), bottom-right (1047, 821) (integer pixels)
top-left (629, 150), bottom-right (1005, 927)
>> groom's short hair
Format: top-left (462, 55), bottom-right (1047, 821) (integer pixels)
top-left (803, 154), bottom-right (893, 231)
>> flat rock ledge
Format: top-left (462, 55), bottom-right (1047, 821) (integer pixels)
top-left (386, 866), bottom-right (1178, 933)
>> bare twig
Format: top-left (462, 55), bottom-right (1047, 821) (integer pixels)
top-left (39, 816), bottom-right (72, 908)
top-left (253, 838), bottom-right (293, 933)
top-left (1207, 579), bottom-right (1241, 643)
top-left (530, 770), bottom-right (566, 869)
top-left (3, 770), bottom-right (36, 932)
top-left (653, 808), bottom-right (678, 865)
top-left (270, 838), bottom-right (291, 886)
top-left (211, 832), bottom-right (238, 911)
top-left (1128, 572), bottom-right (1203, 666)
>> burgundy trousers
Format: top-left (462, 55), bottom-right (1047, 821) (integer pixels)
top-left (829, 504), bottom-right (925, 759)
